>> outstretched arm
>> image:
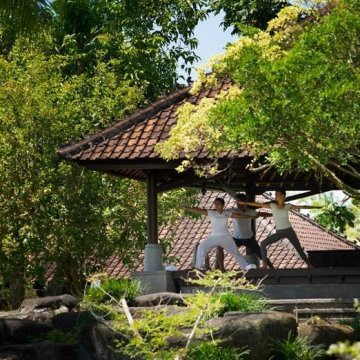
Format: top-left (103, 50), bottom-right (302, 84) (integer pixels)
top-left (183, 206), bottom-right (207, 216)
top-left (231, 212), bottom-right (257, 219)
top-left (256, 212), bottom-right (272, 218)
top-left (236, 200), bottom-right (271, 209)
top-left (290, 204), bottom-right (324, 210)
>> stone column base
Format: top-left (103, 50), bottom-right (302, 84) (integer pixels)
top-left (131, 271), bottom-right (176, 295)
top-left (144, 244), bottom-right (163, 272)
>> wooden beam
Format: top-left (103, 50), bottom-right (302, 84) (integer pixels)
top-left (83, 160), bottom-right (179, 171)
top-left (147, 171), bottom-right (158, 245)
top-left (157, 174), bottom-right (201, 193)
top-left (285, 191), bottom-right (320, 202)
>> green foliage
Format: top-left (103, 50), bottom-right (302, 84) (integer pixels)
top-left (210, 0), bottom-right (289, 34)
top-left (30, 328), bottom-right (79, 344)
top-left (327, 341), bottom-right (360, 360)
top-left (270, 333), bottom-right (326, 360)
top-left (84, 275), bottom-right (142, 306)
top-left (188, 340), bottom-right (249, 359)
top-left (345, 200), bottom-right (360, 244)
top-left (158, 1), bottom-right (360, 198)
top-left (0, 0), bottom-right (202, 306)
top-left (213, 292), bottom-right (269, 317)
top-left (0, 0), bottom-right (53, 37)
top-left (314, 203), bottom-right (356, 234)
top-left (81, 270), bottom-right (259, 359)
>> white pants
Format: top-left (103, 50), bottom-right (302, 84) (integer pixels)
top-left (195, 234), bottom-right (249, 270)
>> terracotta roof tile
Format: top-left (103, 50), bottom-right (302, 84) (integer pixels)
top-left (58, 79), bottom-right (246, 165)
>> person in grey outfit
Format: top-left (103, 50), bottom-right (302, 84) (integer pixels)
top-left (236, 188), bottom-right (323, 269)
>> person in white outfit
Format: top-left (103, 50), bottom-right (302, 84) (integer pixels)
top-left (236, 188), bottom-right (323, 269)
top-left (184, 197), bottom-right (257, 271)
top-left (216, 193), bottom-right (273, 270)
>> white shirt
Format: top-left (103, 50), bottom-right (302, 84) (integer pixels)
top-left (207, 209), bottom-right (232, 236)
top-left (229, 208), bottom-right (256, 239)
top-left (270, 203), bottom-right (292, 230)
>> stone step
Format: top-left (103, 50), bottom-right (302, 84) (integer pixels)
top-left (295, 309), bottom-right (358, 323)
top-left (266, 298), bottom-right (357, 312)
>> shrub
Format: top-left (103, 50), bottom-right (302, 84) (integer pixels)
top-left (270, 333), bottom-right (325, 360)
top-left (30, 329), bottom-right (78, 344)
top-left (212, 292), bottom-right (269, 317)
top-left (84, 275), bottom-right (142, 306)
top-left (187, 341), bottom-right (249, 360)
top-left (327, 341), bottom-right (360, 359)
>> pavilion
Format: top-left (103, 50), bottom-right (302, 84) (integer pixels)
top-left (57, 78), bottom-right (360, 280)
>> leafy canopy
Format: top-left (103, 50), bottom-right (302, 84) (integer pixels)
top-left (157, 0), bottom-right (360, 198)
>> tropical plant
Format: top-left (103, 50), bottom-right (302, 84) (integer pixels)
top-left (270, 333), bottom-right (325, 360)
top-left (212, 291), bottom-right (269, 317)
top-left (83, 274), bottom-right (142, 306)
top-left (187, 340), bottom-right (249, 360)
top-left (0, 0), bottom-right (53, 34)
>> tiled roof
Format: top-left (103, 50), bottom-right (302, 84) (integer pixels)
top-left (103, 191), bottom-right (357, 277)
top-left (57, 77), bottom-right (360, 193)
top-left (58, 79), bottom-right (237, 163)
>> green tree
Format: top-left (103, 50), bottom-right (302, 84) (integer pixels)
top-left (157, 0), bottom-right (360, 199)
top-left (345, 200), bottom-right (360, 244)
top-left (0, 0), bottom-right (52, 33)
top-left (300, 193), bottom-right (356, 237)
top-left (210, 0), bottom-right (289, 34)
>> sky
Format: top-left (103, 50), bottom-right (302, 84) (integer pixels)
top-left (178, 12), bottom-right (237, 82)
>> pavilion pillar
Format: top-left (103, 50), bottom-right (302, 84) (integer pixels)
top-left (144, 171), bottom-right (163, 271)
top-left (245, 179), bottom-right (259, 265)
top-left (245, 177), bottom-right (257, 245)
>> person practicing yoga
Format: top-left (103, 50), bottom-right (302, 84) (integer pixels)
top-left (216, 193), bottom-right (273, 270)
top-left (236, 188), bottom-right (323, 269)
top-left (184, 197), bottom-right (257, 271)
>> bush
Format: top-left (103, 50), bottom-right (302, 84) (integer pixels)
top-left (327, 341), bottom-right (360, 359)
top-left (212, 292), bottom-right (269, 317)
top-left (187, 341), bottom-right (249, 360)
top-left (270, 333), bottom-right (325, 360)
top-left (84, 275), bottom-right (142, 306)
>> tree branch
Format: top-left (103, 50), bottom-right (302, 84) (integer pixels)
top-left (328, 160), bottom-right (360, 181)
top-left (307, 154), bottom-right (360, 199)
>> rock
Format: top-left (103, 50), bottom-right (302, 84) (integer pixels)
top-left (0, 340), bottom-right (77, 360)
top-left (129, 305), bottom-right (188, 319)
top-left (78, 323), bottom-right (133, 360)
top-left (20, 294), bottom-right (78, 313)
top-left (205, 311), bottom-right (297, 360)
top-left (133, 292), bottom-right (189, 307)
top-left (0, 319), bottom-right (52, 345)
top-left (52, 311), bottom-right (97, 333)
top-left (298, 322), bottom-right (354, 347)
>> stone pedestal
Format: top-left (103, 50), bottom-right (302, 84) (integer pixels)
top-left (144, 244), bottom-right (163, 271)
top-left (131, 271), bottom-right (176, 295)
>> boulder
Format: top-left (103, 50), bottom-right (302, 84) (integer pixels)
top-left (205, 311), bottom-right (297, 360)
top-left (0, 340), bottom-right (77, 360)
top-left (133, 292), bottom-right (189, 307)
top-left (298, 322), bottom-right (355, 347)
top-left (19, 294), bottom-right (78, 313)
top-left (52, 311), bottom-right (97, 333)
top-left (129, 305), bottom-right (188, 318)
top-left (78, 323), bottom-right (133, 360)
top-left (0, 319), bottom-right (52, 345)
